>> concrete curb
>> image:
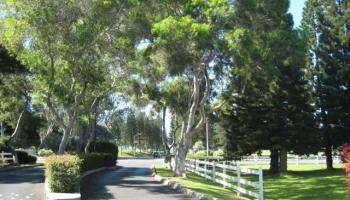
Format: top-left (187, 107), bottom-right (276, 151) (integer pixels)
top-left (45, 166), bottom-right (117, 200)
top-left (152, 168), bottom-right (217, 200)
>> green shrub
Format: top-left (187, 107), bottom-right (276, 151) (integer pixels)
top-left (45, 155), bottom-right (82, 193)
top-left (102, 153), bottom-right (116, 167)
top-left (79, 153), bottom-right (105, 173)
top-left (16, 150), bottom-right (37, 164)
top-left (89, 141), bottom-right (118, 155)
top-left (213, 149), bottom-right (224, 157)
top-left (38, 149), bottom-right (54, 157)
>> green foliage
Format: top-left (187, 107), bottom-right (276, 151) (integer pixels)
top-left (302, 0), bottom-right (350, 168)
top-left (45, 155), bottom-right (82, 193)
top-left (88, 141), bottom-right (118, 166)
top-left (220, 0), bottom-right (317, 172)
top-left (78, 153), bottom-right (105, 173)
top-left (40, 132), bottom-right (62, 152)
top-left (45, 153), bottom-right (115, 193)
top-left (0, 136), bottom-right (10, 148)
top-left (37, 149), bottom-right (54, 157)
top-left (15, 150), bottom-right (37, 164)
top-left (89, 141), bottom-right (118, 155)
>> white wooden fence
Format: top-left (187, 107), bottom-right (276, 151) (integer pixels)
top-left (185, 158), bottom-right (264, 200)
top-left (0, 151), bottom-right (15, 164)
top-left (239, 155), bottom-right (341, 166)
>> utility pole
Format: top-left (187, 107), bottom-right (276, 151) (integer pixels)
top-left (206, 116), bottom-right (209, 158)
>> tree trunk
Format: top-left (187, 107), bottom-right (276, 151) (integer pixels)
top-left (58, 127), bottom-right (70, 154)
top-left (172, 63), bottom-right (210, 176)
top-left (269, 149), bottom-right (279, 174)
top-left (161, 106), bottom-right (171, 156)
top-left (75, 124), bottom-right (85, 153)
top-left (0, 121), bottom-right (4, 137)
top-left (279, 148), bottom-right (288, 172)
top-left (84, 114), bottom-right (97, 153)
top-left (173, 142), bottom-right (188, 177)
top-left (325, 143), bottom-right (333, 170)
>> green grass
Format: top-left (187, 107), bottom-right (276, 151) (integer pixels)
top-left (259, 165), bottom-right (348, 200)
top-left (118, 150), bottom-right (151, 157)
top-left (156, 164), bottom-right (349, 200)
top-left (155, 164), bottom-right (246, 200)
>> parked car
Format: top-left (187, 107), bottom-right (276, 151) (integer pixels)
top-left (152, 151), bottom-right (160, 158)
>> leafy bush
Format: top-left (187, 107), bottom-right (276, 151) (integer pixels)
top-left (79, 153), bottom-right (105, 173)
top-left (213, 149), bottom-right (224, 157)
top-left (192, 141), bottom-right (205, 152)
top-left (45, 153), bottom-right (115, 193)
top-left (102, 153), bottom-right (116, 167)
top-left (15, 150), bottom-right (37, 164)
top-left (38, 149), bottom-right (54, 157)
top-left (89, 141), bottom-right (118, 155)
top-left (45, 155), bottom-right (82, 193)
top-left (79, 153), bottom-right (116, 172)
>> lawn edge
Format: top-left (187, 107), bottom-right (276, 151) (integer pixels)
top-left (152, 166), bottom-right (218, 200)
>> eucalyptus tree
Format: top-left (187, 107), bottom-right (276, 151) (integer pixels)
top-left (142, 0), bottom-right (231, 176)
top-left (0, 0), bottom-right (136, 153)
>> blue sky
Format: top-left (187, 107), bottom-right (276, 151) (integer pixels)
top-left (289, 0), bottom-right (307, 27)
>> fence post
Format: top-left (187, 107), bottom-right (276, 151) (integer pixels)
top-left (255, 154), bottom-right (258, 166)
top-left (212, 161), bottom-right (216, 182)
top-left (223, 161), bottom-right (226, 188)
top-left (296, 155), bottom-right (299, 166)
top-left (194, 158), bottom-right (197, 173)
top-left (237, 163), bottom-right (241, 197)
top-left (259, 166), bottom-right (264, 200)
top-left (204, 158), bottom-right (207, 179)
top-left (316, 155), bottom-right (319, 165)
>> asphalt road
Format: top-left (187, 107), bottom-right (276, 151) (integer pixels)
top-left (81, 159), bottom-right (194, 200)
top-left (0, 166), bottom-right (45, 200)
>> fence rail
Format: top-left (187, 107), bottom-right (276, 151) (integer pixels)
top-left (0, 151), bottom-right (15, 163)
top-left (238, 155), bottom-right (341, 166)
top-left (185, 158), bottom-right (263, 200)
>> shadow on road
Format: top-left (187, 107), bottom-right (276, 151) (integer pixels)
top-left (0, 167), bottom-right (44, 184)
top-left (81, 166), bottom-right (191, 200)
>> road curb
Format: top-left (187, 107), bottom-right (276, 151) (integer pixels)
top-left (152, 167), bottom-right (217, 200)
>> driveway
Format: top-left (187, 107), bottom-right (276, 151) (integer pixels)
top-left (81, 159), bottom-right (194, 200)
top-left (0, 166), bottom-right (45, 200)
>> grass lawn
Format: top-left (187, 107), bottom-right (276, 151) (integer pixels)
top-left (118, 150), bottom-right (151, 157)
top-left (156, 164), bottom-right (349, 200)
top-left (258, 164), bottom-right (348, 200)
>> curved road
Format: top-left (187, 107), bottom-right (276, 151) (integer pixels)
top-left (0, 166), bottom-right (45, 200)
top-left (81, 159), bottom-right (194, 200)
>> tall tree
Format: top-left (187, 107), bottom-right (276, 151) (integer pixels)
top-left (221, 0), bottom-right (317, 173)
top-left (302, 0), bottom-right (350, 170)
top-left (0, 0), bottom-right (134, 153)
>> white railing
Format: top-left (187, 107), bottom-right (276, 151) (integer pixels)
top-left (239, 155), bottom-right (341, 166)
top-left (0, 151), bottom-right (15, 164)
top-left (185, 158), bottom-right (263, 200)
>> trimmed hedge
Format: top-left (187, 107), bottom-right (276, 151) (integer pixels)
top-left (16, 150), bottom-right (37, 164)
top-left (89, 141), bottom-right (118, 156)
top-left (38, 149), bottom-right (54, 157)
top-left (45, 153), bottom-right (116, 193)
top-left (45, 155), bottom-right (82, 193)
